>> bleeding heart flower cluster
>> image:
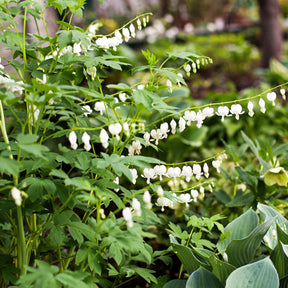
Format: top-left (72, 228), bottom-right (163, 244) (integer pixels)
top-left (143, 89), bottom-right (283, 147)
top-left (94, 15), bottom-right (150, 51)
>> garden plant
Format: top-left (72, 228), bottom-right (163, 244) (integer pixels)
top-left (0, 1), bottom-right (288, 288)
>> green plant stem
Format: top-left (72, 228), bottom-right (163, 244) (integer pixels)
top-left (17, 206), bottom-right (27, 275)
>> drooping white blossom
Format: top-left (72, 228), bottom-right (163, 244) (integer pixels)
top-left (178, 117), bottom-right (186, 132)
top-left (167, 167), bottom-right (181, 181)
top-left (122, 27), bottom-right (130, 42)
top-left (128, 140), bottom-right (142, 156)
top-left (73, 42), bottom-right (81, 55)
top-left (94, 101), bottom-right (105, 115)
top-left (184, 63), bottom-right (191, 77)
top-left (170, 119), bottom-right (177, 134)
top-left (150, 129), bottom-right (163, 145)
top-left (132, 198), bottom-right (141, 216)
top-left (86, 66), bottom-right (97, 80)
top-left (129, 168), bottom-right (138, 184)
top-left (203, 163), bottom-right (209, 178)
top-left (247, 101), bottom-right (254, 117)
top-left (193, 164), bottom-right (202, 180)
top-left (230, 104), bottom-right (245, 120)
top-left (143, 132), bottom-right (150, 146)
top-left (137, 18), bottom-right (142, 30)
top-left (267, 92), bottom-right (276, 106)
top-left (212, 159), bottom-right (221, 173)
top-left (178, 193), bottom-right (192, 207)
top-left (191, 189), bottom-right (199, 201)
top-left (82, 105), bottom-right (92, 117)
top-left (259, 98), bottom-right (266, 113)
top-left (122, 207), bottom-right (133, 227)
top-left (123, 122), bottom-right (130, 136)
top-left (68, 131), bottom-right (78, 150)
top-left (181, 166), bottom-right (193, 182)
top-left (143, 190), bottom-right (152, 209)
top-left (82, 132), bottom-right (91, 151)
top-left (216, 106), bottom-right (231, 122)
top-left (129, 23), bottom-right (136, 38)
top-left (119, 92), bottom-right (127, 102)
top-left (108, 123), bottom-right (122, 140)
top-left (195, 111), bottom-right (205, 128)
top-left (142, 168), bottom-right (156, 184)
top-left (154, 165), bottom-right (166, 181)
top-left (11, 187), bottom-right (22, 206)
top-left (160, 122), bottom-right (169, 138)
top-left (280, 88), bottom-right (286, 100)
top-left (202, 107), bottom-right (214, 118)
top-left (100, 129), bottom-right (109, 149)
top-left (183, 110), bottom-right (196, 126)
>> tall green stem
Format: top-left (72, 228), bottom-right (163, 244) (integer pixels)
top-left (0, 100), bottom-right (27, 275)
top-left (17, 206), bottom-right (27, 275)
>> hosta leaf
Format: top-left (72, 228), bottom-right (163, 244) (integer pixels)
top-left (217, 208), bottom-right (258, 254)
top-left (186, 267), bottom-right (224, 288)
top-left (225, 217), bottom-right (275, 267)
top-left (225, 257), bottom-right (279, 288)
top-left (208, 255), bottom-right (235, 285)
top-left (258, 203), bottom-right (288, 249)
top-left (163, 279), bottom-right (187, 288)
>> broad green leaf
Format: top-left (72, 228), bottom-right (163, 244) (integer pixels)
top-left (186, 267), bottom-right (224, 288)
top-left (179, 126), bottom-right (208, 147)
top-left (163, 279), bottom-right (187, 288)
top-left (56, 272), bottom-right (89, 288)
top-left (107, 83), bottom-right (133, 93)
top-left (225, 257), bottom-right (279, 288)
top-left (217, 208), bottom-right (258, 254)
top-left (264, 167), bottom-right (288, 187)
top-left (258, 203), bottom-right (288, 249)
top-left (49, 169), bottom-right (69, 179)
top-left (209, 255), bottom-right (235, 285)
top-left (0, 157), bottom-right (19, 177)
top-left (170, 235), bottom-right (201, 274)
top-left (225, 217), bottom-right (275, 267)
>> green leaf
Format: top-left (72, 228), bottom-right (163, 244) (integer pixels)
top-left (0, 157), bottom-right (19, 177)
top-left (170, 235), bottom-right (201, 274)
top-left (56, 272), bottom-right (89, 288)
top-left (109, 242), bottom-right (123, 265)
top-left (225, 217), bottom-right (275, 267)
top-left (179, 126), bottom-right (208, 147)
top-left (208, 255), bottom-right (235, 284)
top-left (163, 279), bottom-right (187, 288)
top-left (186, 267), bottom-right (224, 288)
top-left (49, 169), bottom-right (69, 179)
top-left (217, 208), bottom-right (258, 254)
top-left (264, 167), bottom-right (288, 187)
top-left (258, 203), bottom-right (288, 250)
top-left (225, 257), bottom-right (279, 288)
top-left (107, 83), bottom-right (133, 93)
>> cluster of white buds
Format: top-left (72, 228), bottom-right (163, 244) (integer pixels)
top-left (95, 16), bottom-right (149, 51)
